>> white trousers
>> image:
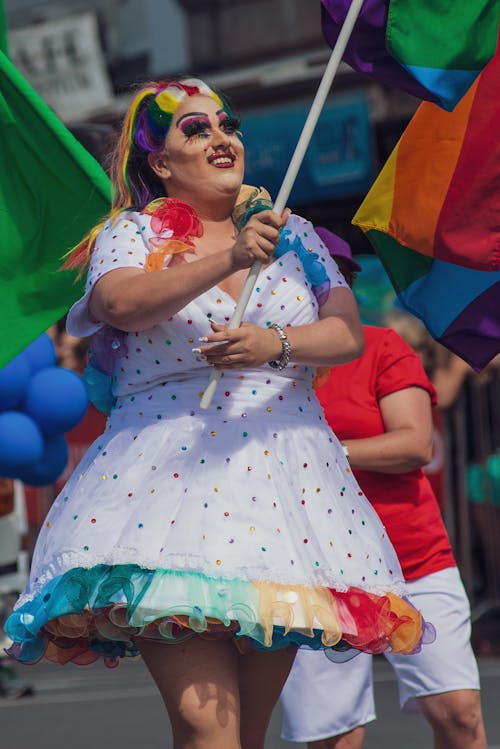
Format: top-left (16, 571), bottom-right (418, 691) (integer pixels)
top-left (280, 567), bottom-right (480, 742)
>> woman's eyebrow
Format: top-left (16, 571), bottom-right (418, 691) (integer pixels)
top-left (176, 112), bottom-right (210, 127)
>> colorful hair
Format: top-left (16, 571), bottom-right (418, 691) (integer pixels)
top-left (64, 78), bottom-right (225, 275)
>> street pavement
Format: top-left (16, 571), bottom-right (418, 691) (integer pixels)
top-left (1, 655), bottom-right (500, 749)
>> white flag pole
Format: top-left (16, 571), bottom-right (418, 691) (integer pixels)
top-left (200, 0), bottom-right (365, 409)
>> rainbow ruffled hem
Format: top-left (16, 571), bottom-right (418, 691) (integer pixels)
top-left (5, 565), bottom-right (434, 667)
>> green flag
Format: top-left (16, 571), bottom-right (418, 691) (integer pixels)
top-left (0, 27), bottom-right (112, 368)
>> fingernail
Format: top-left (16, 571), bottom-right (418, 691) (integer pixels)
top-left (192, 347), bottom-right (202, 354)
top-left (199, 337), bottom-right (208, 342)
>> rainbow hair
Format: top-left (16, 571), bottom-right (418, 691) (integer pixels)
top-left (64, 78), bottom-right (225, 275)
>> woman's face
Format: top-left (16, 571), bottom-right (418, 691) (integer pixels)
top-left (150, 94), bottom-right (245, 207)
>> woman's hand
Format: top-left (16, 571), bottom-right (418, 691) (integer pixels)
top-left (230, 209), bottom-right (290, 271)
top-left (198, 321), bottom-right (283, 369)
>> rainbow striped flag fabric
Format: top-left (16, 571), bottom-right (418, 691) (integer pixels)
top-left (353, 38), bottom-right (500, 371)
top-left (321, 0), bottom-right (500, 111)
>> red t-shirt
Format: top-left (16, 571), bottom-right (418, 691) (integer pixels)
top-left (315, 326), bottom-right (455, 580)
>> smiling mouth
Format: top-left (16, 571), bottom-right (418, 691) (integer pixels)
top-left (208, 153), bottom-right (235, 167)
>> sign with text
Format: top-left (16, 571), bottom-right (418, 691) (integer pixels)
top-left (242, 92), bottom-right (375, 206)
top-left (9, 12), bottom-right (113, 122)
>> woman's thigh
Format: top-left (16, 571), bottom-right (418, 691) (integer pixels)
top-left (239, 645), bottom-right (297, 749)
top-left (138, 635), bottom-right (241, 748)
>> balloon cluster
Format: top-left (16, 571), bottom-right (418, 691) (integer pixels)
top-left (0, 334), bottom-right (88, 486)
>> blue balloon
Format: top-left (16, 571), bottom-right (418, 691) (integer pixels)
top-left (18, 434), bottom-right (69, 487)
top-left (24, 367), bottom-right (88, 436)
top-left (23, 333), bottom-right (57, 374)
top-left (0, 352), bottom-right (31, 410)
top-left (0, 411), bottom-right (44, 474)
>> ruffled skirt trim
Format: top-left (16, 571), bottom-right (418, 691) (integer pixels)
top-left (5, 565), bottom-right (434, 667)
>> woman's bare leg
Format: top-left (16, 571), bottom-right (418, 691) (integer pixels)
top-left (418, 690), bottom-right (487, 749)
top-left (239, 645), bottom-right (297, 749)
top-left (138, 636), bottom-right (241, 749)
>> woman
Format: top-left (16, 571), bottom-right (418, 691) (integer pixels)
top-left (280, 229), bottom-right (486, 749)
top-left (6, 80), bottom-right (425, 749)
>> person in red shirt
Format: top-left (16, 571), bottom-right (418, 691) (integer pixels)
top-left (280, 228), bottom-right (486, 749)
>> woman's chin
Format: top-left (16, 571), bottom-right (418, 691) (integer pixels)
top-left (216, 172), bottom-right (243, 194)
top-left (204, 177), bottom-right (243, 205)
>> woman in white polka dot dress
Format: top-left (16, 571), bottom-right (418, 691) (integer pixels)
top-left (6, 79), bottom-right (428, 748)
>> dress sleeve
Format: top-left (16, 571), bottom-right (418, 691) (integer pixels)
top-left (66, 212), bottom-right (148, 337)
top-left (283, 214), bottom-right (349, 305)
top-left (376, 329), bottom-right (438, 405)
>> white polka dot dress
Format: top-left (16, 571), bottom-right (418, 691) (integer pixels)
top-left (6, 203), bottom-right (426, 666)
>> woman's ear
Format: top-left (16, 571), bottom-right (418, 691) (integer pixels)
top-left (147, 151), bottom-right (171, 180)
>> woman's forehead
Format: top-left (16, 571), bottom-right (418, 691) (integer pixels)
top-left (174, 94), bottom-right (223, 120)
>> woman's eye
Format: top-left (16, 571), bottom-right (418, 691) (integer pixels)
top-left (183, 121), bottom-right (210, 139)
top-left (222, 116), bottom-right (241, 135)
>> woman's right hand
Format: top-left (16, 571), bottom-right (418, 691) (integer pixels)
top-left (230, 209), bottom-right (290, 270)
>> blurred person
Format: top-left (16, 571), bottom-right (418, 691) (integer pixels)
top-left (386, 310), bottom-right (472, 410)
top-left (69, 121), bottom-right (115, 172)
top-left (5, 80), bottom-right (425, 749)
top-left (388, 311), bottom-right (500, 630)
top-left (280, 228), bottom-right (486, 749)
top-left (0, 479), bottom-right (33, 699)
top-left (47, 316), bottom-right (90, 375)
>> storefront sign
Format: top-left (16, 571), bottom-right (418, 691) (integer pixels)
top-left (9, 13), bottom-right (113, 122)
top-left (242, 92), bottom-right (375, 206)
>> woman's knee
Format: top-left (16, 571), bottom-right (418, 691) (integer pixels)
top-left (418, 690), bottom-right (484, 736)
top-left (170, 683), bottom-right (240, 745)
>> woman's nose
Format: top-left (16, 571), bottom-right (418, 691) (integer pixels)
top-left (212, 125), bottom-right (231, 146)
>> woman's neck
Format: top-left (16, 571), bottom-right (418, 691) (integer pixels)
top-left (169, 188), bottom-right (237, 225)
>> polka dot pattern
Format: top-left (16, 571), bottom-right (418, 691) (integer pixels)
top-left (27, 211), bottom-right (406, 624)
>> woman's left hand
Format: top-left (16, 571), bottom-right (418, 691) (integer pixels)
top-left (198, 321), bottom-right (283, 369)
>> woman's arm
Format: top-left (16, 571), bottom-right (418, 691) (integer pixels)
top-left (290, 286), bottom-right (364, 366)
top-left (88, 210), bottom-right (285, 332)
top-left (89, 251), bottom-right (235, 332)
top-left (201, 287), bottom-right (364, 369)
top-left (343, 387), bottom-right (434, 474)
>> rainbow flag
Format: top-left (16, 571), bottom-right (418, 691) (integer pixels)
top-left (353, 40), bottom-right (500, 372)
top-left (321, 0), bottom-right (500, 111)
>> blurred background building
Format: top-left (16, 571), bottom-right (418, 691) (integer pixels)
top-left (4, 0), bottom-right (418, 247)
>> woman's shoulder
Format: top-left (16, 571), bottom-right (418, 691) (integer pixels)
top-left (92, 198), bottom-right (203, 271)
top-left (364, 325), bottom-right (413, 351)
top-left (277, 214), bottom-right (349, 303)
top-left (95, 207), bottom-right (143, 241)
top-left (96, 197), bottom-right (201, 238)
top-left (361, 326), bottom-right (422, 374)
